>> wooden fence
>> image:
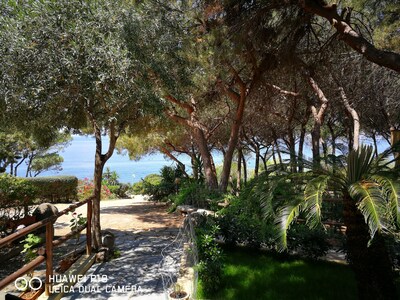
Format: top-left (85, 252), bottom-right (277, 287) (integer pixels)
top-left (0, 196), bottom-right (93, 296)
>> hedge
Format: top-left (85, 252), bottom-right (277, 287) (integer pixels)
top-left (23, 176), bottom-right (78, 203)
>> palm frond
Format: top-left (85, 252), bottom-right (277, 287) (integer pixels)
top-left (371, 175), bottom-right (400, 228)
top-left (347, 145), bottom-right (374, 184)
top-left (274, 203), bottom-right (302, 252)
top-left (303, 175), bottom-right (329, 229)
top-left (350, 181), bottom-right (387, 239)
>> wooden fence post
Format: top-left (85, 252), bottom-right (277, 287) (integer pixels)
top-left (86, 198), bottom-right (92, 255)
top-left (45, 222), bottom-right (54, 296)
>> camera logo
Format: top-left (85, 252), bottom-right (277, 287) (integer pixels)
top-left (14, 277), bottom-right (43, 291)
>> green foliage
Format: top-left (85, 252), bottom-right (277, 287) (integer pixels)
top-left (218, 191), bottom-right (276, 249)
top-left (102, 167), bottom-right (120, 186)
top-left (25, 176), bottom-right (78, 203)
top-left (196, 219), bottom-right (224, 294)
top-left (21, 233), bottom-right (42, 263)
top-left (133, 165), bottom-right (185, 201)
top-left (169, 180), bottom-right (220, 212)
top-left (261, 145), bottom-right (400, 251)
top-left (287, 224), bottom-right (330, 259)
top-left (0, 174), bottom-right (37, 229)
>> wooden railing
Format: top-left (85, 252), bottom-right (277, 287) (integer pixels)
top-left (0, 196), bottom-right (94, 296)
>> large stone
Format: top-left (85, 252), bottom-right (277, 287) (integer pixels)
top-left (32, 203), bottom-right (58, 233)
top-left (101, 230), bottom-right (115, 250)
top-left (32, 203), bottom-right (59, 221)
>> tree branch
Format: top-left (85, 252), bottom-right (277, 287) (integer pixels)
top-left (299, 0), bottom-right (400, 73)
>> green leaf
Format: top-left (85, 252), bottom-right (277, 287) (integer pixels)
top-left (350, 181), bottom-right (387, 239)
top-left (303, 175), bottom-right (329, 229)
top-left (274, 202), bottom-right (302, 252)
top-left (371, 175), bottom-right (400, 228)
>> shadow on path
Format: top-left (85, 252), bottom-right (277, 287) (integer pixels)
top-left (62, 227), bottom-right (182, 300)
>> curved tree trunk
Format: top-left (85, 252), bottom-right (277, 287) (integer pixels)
top-left (193, 128), bottom-right (218, 190)
top-left (342, 193), bottom-right (397, 299)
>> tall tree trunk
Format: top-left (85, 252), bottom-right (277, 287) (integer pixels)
top-left (342, 192), bottom-right (397, 299)
top-left (298, 124), bottom-right (306, 173)
top-left (348, 123), bottom-right (354, 152)
top-left (193, 128), bottom-right (218, 190)
top-left (236, 148), bottom-right (242, 195)
top-left (288, 131), bottom-right (297, 173)
top-left (274, 139), bottom-right (284, 169)
top-left (311, 124), bottom-right (321, 168)
top-left (242, 151), bottom-right (247, 184)
top-left (307, 76), bottom-right (329, 170)
top-left (91, 121), bottom-right (119, 250)
top-left (327, 122), bottom-right (337, 156)
top-left (254, 145), bottom-right (260, 177)
top-left (271, 146), bottom-right (277, 169)
top-left (372, 131), bottom-right (379, 158)
top-left (219, 66), bottom-right (247, 192)
top-left (92, 129), bottom-right (104, 250)
top-left (339, 87), bottom-right (360, 151)
top-left (14, 156), bottom-right (26, 177)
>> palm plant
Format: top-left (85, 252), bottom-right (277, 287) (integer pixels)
top-left (264, 145), bottom-right (399, 299)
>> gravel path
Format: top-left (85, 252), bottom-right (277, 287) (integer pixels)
top-left (2, 196), bottom-right (185, 300)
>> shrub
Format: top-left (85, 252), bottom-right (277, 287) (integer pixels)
top-left (217, 194), bottom-right (275, 249)
top-left (196, 219), bottom-right (224, 294)
top-left (107, 184), bottom-right (130, 198)
top-left (77, 178), bottom-right (113, 201)
top-left (132, 165), bottom-right (185, 201)
top-left (169, 180), bottom-right (221, 212)
top-left (24, 176), bottom-right (78, 203)
top-left (0, 174), bottom-right (37, 232)
top-left (287, 224), bottom-right (330, 259)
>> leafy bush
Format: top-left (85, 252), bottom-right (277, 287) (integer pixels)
top-left (287, 224), bottom-right (330, 259)
top-left (217, 173), bottom-right (331, 258)
top-left (24, 175), bottom-right (78, 203)
top-left (132, 165), bottom-right (185, 201)
top-left (77, 178), bottom-right (113, 201)
top-left (131, 174), bottom-right (162, 195)
top-left (0, 174), bottom-right (37, 232)
top-left (218, 194), bottom-right (275, 249)
top-left (196, 219), bottom-right (224, 294)
top-left (169, 180), bottom-right (222, 212)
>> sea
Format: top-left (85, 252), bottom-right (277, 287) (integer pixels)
top-left (10, 134), bottom-right (389, 184)
top-left (13, 135), bottom-right (224, 184)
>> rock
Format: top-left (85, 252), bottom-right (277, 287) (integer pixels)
top-left (32, 203), bottom-right (58, 233)
top-left (95, 247), bottom-right (111, 263)
top-left (32, 203), bottom-right (58, 221)
top-left (101, 230), bottom-right (115, 250)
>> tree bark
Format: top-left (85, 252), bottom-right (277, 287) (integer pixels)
top-left (339, 87), bottom-right (360, 151)
top-left (307, 76), bottom-right (329, 170)
top-left (91, 120), bottom-right (119, 250)
top-left (193, 128), bottom-right (218, 190)
top-left (219, 68), bottom-right (247, 192)
top-left (236, 148), bottom-right (242, 195)
top-left (342, 192), bottom-right (397, 299)
top-left (242, 152), bottom-right (247, 184)
top-left (254, 146), bottom-right (260, 177)
top-left (164, 95), bottom-right (218, 190)
top-left (372, 131), bottom-right (379, 158)
top-left (300, 0), bottom-right (400, 73)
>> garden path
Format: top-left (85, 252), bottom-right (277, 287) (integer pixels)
top-left (57, 196), bottom-right (184, 300)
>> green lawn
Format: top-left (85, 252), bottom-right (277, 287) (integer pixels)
top-left (197, 247), bottom-right (358, 300)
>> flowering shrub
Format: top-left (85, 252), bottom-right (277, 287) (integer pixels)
top-left (77, 178), bottom-right (113, 201)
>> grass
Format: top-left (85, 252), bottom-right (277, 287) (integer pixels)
top-left (197, 247), bottom-right (358, 300)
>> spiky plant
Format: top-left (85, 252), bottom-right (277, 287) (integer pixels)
top-left (264, 145), bottom-right (399, 299)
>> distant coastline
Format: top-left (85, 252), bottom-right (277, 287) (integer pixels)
top-left (11, 135), bottom-right (195, 184)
